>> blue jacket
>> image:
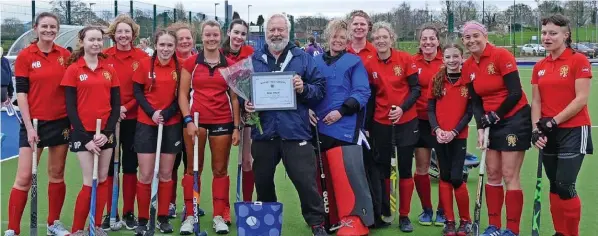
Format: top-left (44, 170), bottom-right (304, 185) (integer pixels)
top-left (250, 43), bottom-right (326, 141)
top-left (1, 56), bottom-right (14, 96)
top-left (313, 52), bottom-right (370, 143)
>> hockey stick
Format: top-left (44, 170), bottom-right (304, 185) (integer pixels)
top-left (384, 106), bottom-right (399, 223)
top-left (472, 127), bottom-right (490, 236)
top-left (314, 123), bottom-right (332, 231)
top-left (110, 122), bottom-right (121, 230)
top-left (236, 125), bottom-right (243, 203)
top-left (30, 119), bottom-right (38, 236)
top-left (531, 147), bottom-right (543, 236)
top-left (192, 112), bottom-right (208, 236)
top-left (147, 123), bottom-right (164, 235)
top-left (89, 119), bottom-right (102, 236)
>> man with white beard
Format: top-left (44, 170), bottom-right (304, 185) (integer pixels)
top-left (243, 13), bottom-right (329, 236)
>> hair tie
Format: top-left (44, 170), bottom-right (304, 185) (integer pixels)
top-left (462, 21), bottom-right (487, 35)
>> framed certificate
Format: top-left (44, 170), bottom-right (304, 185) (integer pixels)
top-left (251, 71), bottom-right (297, 111)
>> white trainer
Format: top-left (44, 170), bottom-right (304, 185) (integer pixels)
top-left (3, 230), bottom-right (17, 236)
top-left (47, 220), bottom-right (70, 236)
top-left (180, 216), bottom-right (195, 235)
top-left (213, 216), bottom-right (229, 234)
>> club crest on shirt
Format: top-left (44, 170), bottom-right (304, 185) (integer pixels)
top-left (171, 70), bottom-right (178, 81)
top-left (460, 86), bottom-right (468, 97)
top-left (393, 65), bottom-right (402, 76)
top-left (487, 63), bottom-right (496, 75)
top-left (559, 65), bottom-right (569, 78)
top-left (62, 128), bottom-right (70, 140)
top-left (538, 69), bottom-right (545, 77)
top-left (103, 70), bottom-right (112, 81)
top-left (57, 56), bottom-right (64, 66)
top-left (132, 61), bottom-right (139, 71)
top-left (506, 134), bottom-right (518, 147)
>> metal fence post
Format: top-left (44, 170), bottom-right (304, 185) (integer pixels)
top-left (115, 1), bottom-right (118, 17)
top-left (153, 4), bottom-right (157, 32)
top-left (67, 1), bottom-right (71, 25)
top-left (130, 0), bottom-right (133, 17)
top-left (31, 0), bottom-right (35, 27)
top-left (174, 8), bottom-right (177, 22)
top-left (189, 11), bottom-right (192, 23)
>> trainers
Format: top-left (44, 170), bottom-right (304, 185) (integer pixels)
top-left (457, 220), bottom-right (472, 236)
top-left (372, 218), bottom-right (391, 229)
top-left (180, 216), bottom-right (195, 235)
top-left (93, 228), bottom-right (108, 236)
top-left (3, 230), bottom-right (16, 236)
top-left (435, 208), bottom-right (447, 226)
top-left (134, 218), bottom-right (148, 236)
top-left (168, 203), bottom-right (177, 218)
top-left (122, 212), bottom-right (138, 230)
top-left (213, 215), bottom-right (229, 234)
top-left (101, 215), bottom-right (111, 231)
top-left (442, 221), bottom-right (457, 236)
top-left (157, 216), bottom-right (174, 233)
top-left (181, 206), bottom-right (206, 221)
top-left (311, 225), bottom-right (329, 236)
top-left (480, 225), bottom-right (502, 236)
top-left (418, 208), bottom-right (433, 226)
top-left (464, 153), bottom-right (480, 167)
top-left (336, 215), bottom-right (369, 236)
top-left (70, 230), bottom-right (88, 236)
top-left (501, 229), bottom-right (518, 236)
top-left (47, 220), bottom-right (71, 236)
top-left (399, 216), bottom-right (414, 232)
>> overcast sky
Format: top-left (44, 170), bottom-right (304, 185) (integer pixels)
top-left (1, 0), bottom-right (535, 23)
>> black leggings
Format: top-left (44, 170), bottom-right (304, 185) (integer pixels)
top-left (173, 145), bottom-right (188, 171)
top-left (541, 152), bottom-right (584, 199)
top-left (436, 139), bottom-right (467, 188)
top-left (108, 119), bottom-right (138, 175)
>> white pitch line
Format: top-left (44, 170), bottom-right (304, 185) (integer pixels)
top-left (1, 147), bottom-right (48, 163)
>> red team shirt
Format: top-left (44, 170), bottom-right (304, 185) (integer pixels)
top-left (132, 57), bottom-right (182, 126)
top-left (61, 57), bottom-right (120, 131)
top-left (462, 44), bottom-right (528, 118)
top-left (224, 45), bottom-right (254, 62)
top-left (182, 52), bottom-right (234, 124)
top-left (413, 51), bottom-right (444, 120)
top-left (14, 43), bottom-right (71, 121)
top-left (365, 49), bottom-right (419, 125)
top-left (348, 41), bottom-right (377, 62)
top-left (427, 75), bottom-right (470, 139)
top-left (103, 46), bottom-right (149, 119)
top-left (531, 48), bottom-right (592, 128)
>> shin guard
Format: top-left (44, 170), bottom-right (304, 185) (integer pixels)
top-left (563, 196), bottom-right (581, 236)
top-left (550, 193), bottom-right (566, 234)
top-left (182, 175), bottom-right (195, 217)
top-left (439, 181), bottom-right (455, 222)
top-left (326, 145), bottom-right (375, 227)
top-left (212, 176), bottom-right (229, 217)
top-left (122, 173), bottom-right (137, 214)
top-left (398, 178), bottom-right (414, 217)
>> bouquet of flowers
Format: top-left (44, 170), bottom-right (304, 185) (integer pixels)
top-left (219, 57), bottom-right (263, 134)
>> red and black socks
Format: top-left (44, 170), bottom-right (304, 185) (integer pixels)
top-left (182, 174), bottom-right (197, 217)
top-left (439, 181), bottom-right (454, 222)
top-left (137, 181), bottom-right (151, 220)
top-left (414, 174), bottom-right (433, 210)
top-left (158, 180), bottom-right (174, 216)
top-left (47, 181), bottom-right (66, 225)
top-left (505, 190), bottom-right (523, 234)
top-left (72, 185), bottom-right (92, 232)
top-left (242, 170), bottom-right (255, 202)
top-left (122, 173), bottom-right (137, 215)
top-left (454, 184), bottom-right (471, 221)
top-left (398, 178), bottom-right (414, 217)
top-left (485, 184), bottom-right (504, 228)
top-left (562, 196), bottom-right (581, 236)
top-left (94, 180), bottom-right (110, 227)
top-left (212, 176), bottom-right (230, 218)
top-left (8, 188), bottom-right (28, 234)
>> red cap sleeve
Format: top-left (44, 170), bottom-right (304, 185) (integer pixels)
top-left (574, 55), bottom-right (593, 80)
top-left (60, 65), bottom-right (78, 87)
top-left (182, 54), bottom-right (198, 73)
top-left (14, 51), bottom-right (30, 77)
top-left (497, 49), bottom-right (518, 76)
top-left (132, 60), bottom-right (148, 85)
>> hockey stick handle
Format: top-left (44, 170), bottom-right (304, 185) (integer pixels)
top-left (32, 119), bottom-right (38, 172)
top-left (478, 127), bottom-right (490, 175)
top-left (110, 122), bottom-right (121, 226)
top-left (93, 119), bottom-right (102, 179)
top-left (193, 112), bottom-right (199, 171)
top-left (30, 118), bottom-right (38, 236)
top-left (89, 119), bottom-right (102, 236)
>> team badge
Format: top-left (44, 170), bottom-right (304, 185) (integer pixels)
top-left (487, 63), bottom-right (496, 75)
top-left (103, 70), bottom-right (112, 81)
top-left (57, 56), bottom-right (64, 66)
top-left (506, 134), bottom-right (518, 147)
top-left (62, 128), bottom-right (70, 140)
top-left (506, 63), bottom-right (513, 69)
top-left (372, 72), bottom-right (378, 80)
top-left (393, 65), bottom-right (402, 76)
top-left (538, 70), bottom-right (545, 77)
top-left (460, 86), bottom-right (468, 97)
top-left (172, 70), bottom-right (178, 81)
top-left (132, 61), bottom-right (139, 71)
top-left (559, 65), bottom-right (569, 78)
top-left (582, 67), bottom-right (590, 73)
top-left (108, 134), bottom-right (114, 144)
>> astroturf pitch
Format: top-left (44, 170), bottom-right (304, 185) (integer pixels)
top-left (2, 65), bottom-right (598, 235)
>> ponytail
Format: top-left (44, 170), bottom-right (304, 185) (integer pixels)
top-left (432, 65), bottom-right (447, 98)
top-left (566, 32), bottom-right (572, 48)
top-left (149, 50), bottom-right (157, 91)
top-left (173, 54), bottom-right (181, 96)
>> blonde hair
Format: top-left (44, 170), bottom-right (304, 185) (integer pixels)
top-left (167, 21), bottom-right (195, 40)
top-left (323, 19), bottom-right (350, 43)
top-left (106, 14), bottom-right (140, 42)
top-left (372, 21), bottom-right (396, 40)
top-left (349, 10), bottom-right (371, 25)
top-left (200, 19), bottom-right (221, 33)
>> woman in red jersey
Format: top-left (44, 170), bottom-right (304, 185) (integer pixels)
top-left (178, 20), bottom-right (241, 235)
top-left (428, 43), bottom-right (473, 236)
top-left (61, 26), bottom-right (121, 236)
top-left (101, 14), bottom-right (149, 230)
top-left (221, 19), bottom-right (255, 203)
top-left (412, 24), bottom-right (446, 227)
top-left (131, 29), bottom-right (183, 235)
top-left (364, 21), bottom-right (421, 233)
top-left (461, 21), bottom-right (532, 236)
top-left (5, 12), bottom-right (71, 236)
top-left (532, 14), bottom-right (593, 236)
top-left (166, 21), bottom-right (197, 218)
top-left (347, 10), bottom-right (376, 61)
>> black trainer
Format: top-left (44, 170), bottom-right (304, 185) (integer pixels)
top-left (123, 212), bottom-right (138, 230)
top-left (101, 215), bottom-right (111, 231)
top-left (157, 216), bottom-right (174, 233)
top-left (311, 225), bottom-right (329, 236)
top-left (134, 218), bottom-right (148, 236)
top-left (399, 216), bottom-right (414, 232)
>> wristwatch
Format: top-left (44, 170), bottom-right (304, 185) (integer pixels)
top-left (236, 125), bottom-right (243, 131)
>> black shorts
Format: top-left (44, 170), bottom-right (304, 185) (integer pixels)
top-left (199, 122), bottom-right (234, 136)
top-left (134, 122), bottom-right (183, 154)
top-left (488, 105), bottom-right (532, 151)
top-left (20, 117), bottom-right (70, 148)
top-left (69, 130), bottom-right (116, 152)
top-left (372, 118), bottom-right (419, 147)
top-left (541, 125), bottom-right (593, 155)
top-left (415, 119), bottom-right (435, 148)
